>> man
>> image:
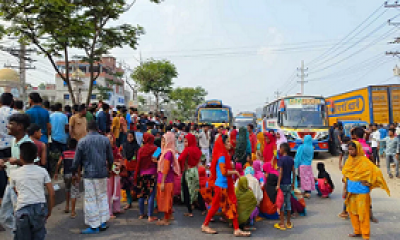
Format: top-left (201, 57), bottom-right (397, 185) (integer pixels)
top-left (370, 123), bottom-right (381, 167)
top-left (247, 124), bottom-right (257, 154)
top-left (97, 103), bottom-right (110, 134)
top-left (86, 106), bottom-right (95, 122)
top-left (129, 108), bottom-right (138, 131)
top-left (26, 93), bottom-right (51, 144)
top-left (69, 104), bottom-right (87, 141)
top-left (378, 124), bottom-right (387, 157)
top-left (175, 124), bottom-right (186, 154)
top-left (50, 103), bottom-right (68, 153)
top-left (111, 109), bottom-right (120, 141)
top-left (0, 114), bottom-right (32, 231)
top-left (13, 100), bottom-right (24, 113)
top-left (199, 125), bottom-right (210, 165)
top-left (139, 114), bottom-right (148, 133)
top-left (71, 121), bottom-right (113, 234)
top-left (215, 125), bottom-right (224, 140)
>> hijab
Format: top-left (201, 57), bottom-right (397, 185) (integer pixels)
top-left (235, 162), bottom-right (244, 176)
top-left (178, 133), bottom-right (202, 171)
top-left (235, 127), bottom-right (248, 162)
top-left (241, 166), bottom-right (263, 204)
top-left (235, 176), bottom-right (257, 225)
top-left (253, 160), bottom-right (265, 185)
top-left (230, 129), bottom-right (237, 155)
top-left (317, 162), bottom-right (334, 189)
top-left (257, 132), bottom-right (265, 153)
top-left (158, 132), bottom-right (180, 175)
top-left (294, 135), bottom-right (314, 168)
top-left (122, 131), bottom-right (139, 161)
top-left (263, 162), bottom-right (279, 176)
top-left (136, 133), bottom-right (157, 172)
top-left (263, 133), bottom-right (275, 163)
top-left (276, 129), bottom-right (287, 150)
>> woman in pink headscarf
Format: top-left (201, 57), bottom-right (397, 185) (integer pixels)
top-left (253, 160), bottom-right (265, 186)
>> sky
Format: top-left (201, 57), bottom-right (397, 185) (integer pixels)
top-left (1, 0), bottom-right (399, 113)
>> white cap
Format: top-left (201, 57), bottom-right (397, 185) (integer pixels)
top-left (113, 108), bottom-right (118, 112)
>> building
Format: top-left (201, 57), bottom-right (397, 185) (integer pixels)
top-left (27, 84), bottom-right (57, 102)
top-left (54, 56), bottom-right (127, 106)
top-left (0, 68), bottom-right (22, 99)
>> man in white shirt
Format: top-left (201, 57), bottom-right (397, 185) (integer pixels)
top-left (370, 123), bottom-right (381, 166)
top-left (198, 125), bottom-right (211, 165)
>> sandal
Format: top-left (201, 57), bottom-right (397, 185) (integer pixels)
top-left (156, 220), bottom-right (171, 226)
top-left (184, 213), bottom-right (194, 217)
top-left (274, 223), bottom-right (286, 231)
top-left (348, 233), bottom-right (362, 238)
top-left (148, 216), bottom-right (158, 222)
top-left (234, 229), bottom-right (251, 237)
top-left (64, 210), bottom-right (70, 214)
top-left (70, 213), bottom-right (77, 219)
top-left (338, 213), bottom-right (349, 219)
top-left (201, 225), bottom-right (218, 234)
top-left (123, 204), bottom-right (132, 210)
top-left (286, 223), bottom-right (293, 229)
top-left (138, 215), bottom-right (147, 219)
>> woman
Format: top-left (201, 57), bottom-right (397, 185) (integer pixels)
top-left (230, 127), bottom-right (238, 156)
top-left (253, 160), bottom-right (265, 186)
top-left (235, 127), bottom-right (251, 167)
top-left (316, 162), bottom-right (334, 198)
top-left (121, 131), bottom-right (139, 210)
top-left (343, 141), bottom-right (390, 239)
top-left (118, 110), bottom-right (128, 147)
top-left (202, 135), bottom-right (251, 237)
top-left (135, 133), bottom-right (158, 222)
top-left (157, 132), bottom-right (180, 225)
top-left (259, 162), bottom-right (279, 219)
top-left (241, 167), bottom-right (263, 205)
top-left (106, 134), bottom-right (123, 218)
top-left (276, 130), bottom-right (287, 151)
top-left (236, 177), bottom-right (257, 230)
top-left (294, 135), bottom-right (315, 198)
top-left (178, 133), bottom-right (202, 217)
top-left (256, 132), bottom-right (265, 153)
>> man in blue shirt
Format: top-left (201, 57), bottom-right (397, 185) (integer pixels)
top-left (50, 103), bottom-right (68, 153)
top-left (379, 124), bottom-right (388, 157)
top-left (26, 93), bottom-right (51, 144)
top-left (96, 103), bottom-right (110, 134)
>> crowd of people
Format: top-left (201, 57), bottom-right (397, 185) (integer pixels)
top-left (0, 91), bottom-right (393, 240)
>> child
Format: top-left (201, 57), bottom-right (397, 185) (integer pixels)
top-left (11, 142), bottom-right (55, 240)
top-left (316, 162), bottom-right (334, 198)
top-left (292, 189), bottom-right (306, 216)
top-left (339, 136), bottom-right (351, 171)
top-left (54, 138), bottom-right (79, 218)
top-left (107, 134), bottom-right (123, 219)
top-left (121, 131), bottom-right (139, 210)
top-left (384, 129), bottom-right (399, 178)
top-left (275, 143), bottom-right (295, 230)
top-left (27, 124), bottom-right (47, 167)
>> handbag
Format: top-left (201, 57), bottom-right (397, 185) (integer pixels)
top-left (276, 189), bottom-right (284, 210)
top-left (260, 187), bottom-right (277, 215)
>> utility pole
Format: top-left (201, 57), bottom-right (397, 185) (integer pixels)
top-left (297, 60), bottom-right (308, 95)
top-left (3, 42), bottom-right (36, 102)
top-left (274, 90), bottom-right (281, 99)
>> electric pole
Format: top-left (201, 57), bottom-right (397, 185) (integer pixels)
top-left (3, 42), bottom-right (36, 101)
top-left (297, 60), bottom-right (308, 95)
top-left (274, 90), bottom-right (282, 99)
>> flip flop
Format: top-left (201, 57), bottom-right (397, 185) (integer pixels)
top-left (148, 216), bottom-right (158, 222)
top-left (348, 233), bottom-right (362, 238)
top-left (286, 223), bottom-right (293, 229)
top-left (274, 223), bottom-right (286, 231)
top-left (201, 226), bottom-right (218, 234)
top-left (70, 213), bottom-right (77, 219)
top-left (234, 230), bottom-right (251, 237)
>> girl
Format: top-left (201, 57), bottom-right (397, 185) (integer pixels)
top-left (256, 132), bottom-right (265, 154)
top-left (343, 141), bottom-right (389, 239)
top-left (178, 133), bottom-right (202, 217)
top-left (106, 134), bottom-right (123, 218)
top-left (135, 133), bottom-right (158, 222)
top-left (156, 132), bottom-right (180, 225)
top-left (121, 131), bottom-right (139, 210)
top-left (316, 162), bottom-right (334, 198)
top-left (202, 135), bottom-right (251, 237)
top-left (263, 132), bottom-right (276, 166)
top-left (236, 177), bottom-right (257, 231)
top-left (294, 135), bottom-right (315, 198)
top-left (253, 160), bottom-right (265, 186)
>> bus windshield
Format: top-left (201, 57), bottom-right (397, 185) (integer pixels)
top-left (282, 98), bottom-right (328, 128)
top-left (199, 108), bottom-right (229, 123)
top-left (234, 118), bottom-right (254, 128)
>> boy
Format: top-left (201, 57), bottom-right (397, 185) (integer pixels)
top-left (27, 123), bottom-right (47, 167)
top-left (54, 138), bottom-right (80, 218)
top-left (275, 142), bottom-right (295, 230)
top-left (339, 136), bottom-right (351, 171)
top-left (384, 129), bottom-right (399, 178)
top-left (10, 142), bottom-right (55, 240)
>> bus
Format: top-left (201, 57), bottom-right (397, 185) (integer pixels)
top-left (255, 108), bottom-right (264, 132)
top-left (195, 99), bottom-right (233, 127)
top-left (234, 111), bottom-right (257, 130)
top-left (262, 95), bottom-right (329, 153)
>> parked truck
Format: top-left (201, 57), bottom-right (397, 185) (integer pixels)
top-left (326, 84), bottom-right (400, 125)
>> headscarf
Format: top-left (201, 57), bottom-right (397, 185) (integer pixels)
top-left (263, 133), bottom-right (275, 163)
top-left (158, 132), bottom-right (180, 175)
top-left (263, 162), bottom-right (279, 176)
top-left (122, 131), bottom-right (139, 160)
top-left (235, 163), bottom-right (244, 176)
top-left (244, 166), bottom-right (254, 176)
top-left (241, 166), bottom-right (263, 204)
top-left (276, 129), bottom-right (287, 150)
top-left (235, 176), bottom-right (257, 225)
top-left (135, 133), bottom-right (157, 178)
top-left (235, 127), bottom-right (248, 163)
top-left (230, 129), bottom-right (237, 155)
top-left (317, 162), bottom-right (334, 190)
top-left (342, 141), bottom-right (390, 196)
top-left (253, 160), bottom-right (265, 185)
top-left (294, 135), bottom-right (314, 168)
top-left (178, 133), bottom-right (202, 171)
top-left (257, 132), bottom-right (265, 153)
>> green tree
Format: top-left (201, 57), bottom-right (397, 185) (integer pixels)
top-left (131, 59), bottom-right (178, 111)
top-left (137, 95), bottom-right (147, 110)
top-left (0, 0), bottom-right (161, 105)
top-left (169, 87), bottom-right (207, 120)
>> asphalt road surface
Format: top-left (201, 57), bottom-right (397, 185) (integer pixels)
top-left (1, 153), bottom-right (399, 240)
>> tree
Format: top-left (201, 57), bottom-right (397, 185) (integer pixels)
top-left (0, 0), bottom-right (161, 105)
top-left (131, 59), bottom-right (178, 111)
top-left (169, 87), bottom-right (207, 120)
top-left (137, 95), bottom-right (147, 110)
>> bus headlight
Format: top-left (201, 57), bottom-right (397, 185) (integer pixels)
top-left (284, 131), bottom-right (297, 141)
top-left (317, 131), bottom-right (329, 141)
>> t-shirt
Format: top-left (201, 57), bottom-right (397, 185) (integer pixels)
top-left (385, 137), bottom-right (399, 155)
top-left (26, 105), bottom-right (50, 143)
top-left (61, 150), bottom-right (76, 175)
top-left (50, 111), bottom-right (68, 144)
top-left (112, 116), bottom-right (120, 138)
top-left (370, 131), bottom-right (380, 148)
top-left (70, 114), bottom-right (87, 141)
top-left (0, 106), bottom-right (19, 150)
top-left (278, 155), bottom-right (294, 185)
top-left (5, 135), bottom-right (33, 176)
top-left (215, 156), bottom-right (228, 189)
top-left (10, 165), bottom-right (51, 211)
top-left (157, 152), bottom-right (174, 184)
top-left (379, 128), bottom-right (387, 140)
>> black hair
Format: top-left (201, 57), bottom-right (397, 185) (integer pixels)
top-left (354, 127), bottom-right (365, 139)
top-left (0, 93), bottom-right (13, 106)
top-left (233, 126), bottom-right (237, 130)
top-left (9, 114), bottom-right (31, 130)
top-left (102, 103), bottom-right (110, 111)
top-left (221, 134), bottom-right (229, 144)
top-left (14, 100), bottom-right (23, 110)
top-left (78, 104), bottom-right (86, 112)
top-left (342, 136), bottom-right (351, 143)
top-left (166, 126), bottom-right (172, 132)
top-left (73, 104), bottom-right (79, 112)
top-left (64, 105), bottom-right (71, 112)
top-left (280, 142), bottom-right (290, 155)
top-left (55, 103), bottom-right (62, 111)
top-left (87, 120), bottom-right (98, 131)
top-left (317, 162), bottom-right (325, 172)
top-left (19, 142), bottom-right (37, 163)
top-left (333, 123), bottom-right (338, 128)
top-left (389, 128), bottom-right (396, 134)
top-left (50, 105), bottom-right (56, 112)
top-left (184, 125), bottom-right (190, 133)
top-left (348, 141), bottom-right (357, 149)
top-left (372, 123), bottom-right (378, 127)
top-left (68, 138), bottom-right (78, 150)
top-left (43, 101), bottom-right (50, 109)
top-left (122, 108), bottom-right (127, 114)
top-left (29, 92), bottom-right (42, 103)
top-left (218, 125), bottom-right (223, 129)
top-left (248, 124), bottom-right (254, 130)
top-left (27, 123), bottom-right (41, 136)
top-left (178, 124), bottom-right (184, 130)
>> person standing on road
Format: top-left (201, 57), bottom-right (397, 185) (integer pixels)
top-left (294, 135), bottom-right (315, 198)
top-left (26, 93), bottom-right (51, 144)
top-left (69, 104), bottom-right (87, 141)
top-left (97, 103), bottom-right (110, 135)
top-left (199, 125), bottom-right (210, 165)
top-left (369, 123), bottom-right (380, 167)
top-left (378, 124), bottom-right (387, 158)
top-left (343, 141), bottom-right (389, 240)
top-left (71, 121), bottom-right (114, 234)
top-left (384, 129), bottom-right (399, 178)
top-left (50, 103), bottom-right (68, 153)
top-left (247, 124), bottom-right (257, 155)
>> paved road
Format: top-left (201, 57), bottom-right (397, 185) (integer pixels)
top-left (1, 154), bottom-right (399, 240)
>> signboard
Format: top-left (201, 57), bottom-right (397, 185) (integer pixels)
top-left (288, 98), bottom-right (322, 105)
